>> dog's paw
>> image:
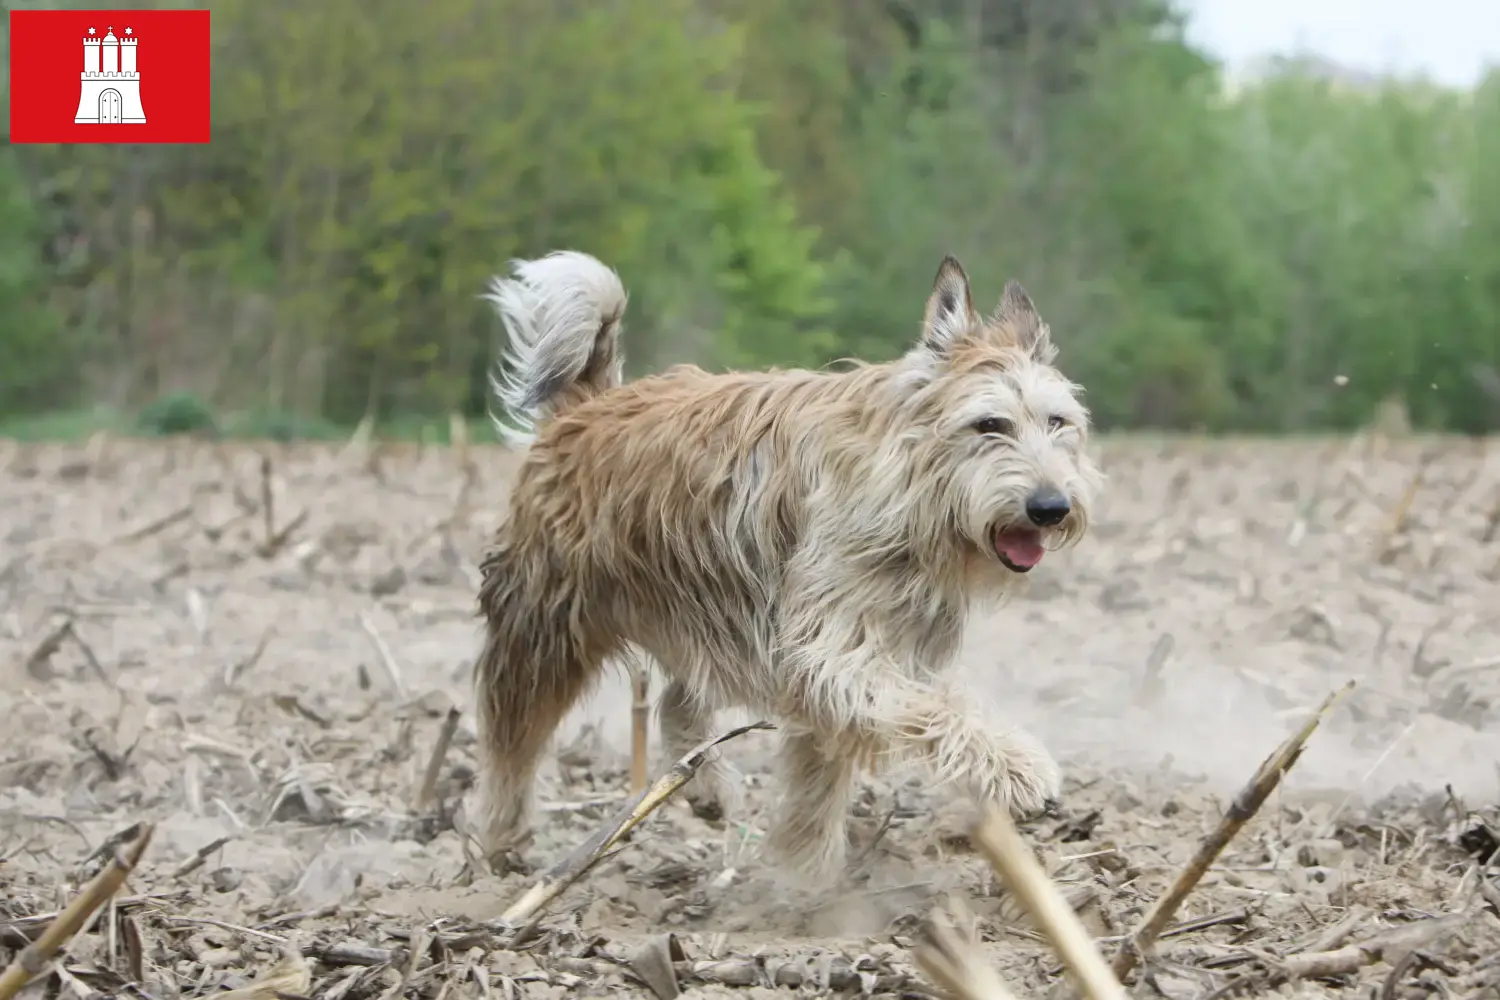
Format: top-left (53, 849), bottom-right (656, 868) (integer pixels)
top-left (485, 847), bottom-right (535, 877)
top-left (988, 730), bottom-right (1062, 820)
top-left (765, 823), bottom-right (849, 887)
top-left (1002, 772), bottom-right (1061, 821)
top-left (686, 794), bottom-right (725, 823)
top-left (680, 757), bottom-right (739, 824)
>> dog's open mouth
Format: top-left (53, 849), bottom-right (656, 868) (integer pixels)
top-left (992, 526), bottom-right (1046, 573)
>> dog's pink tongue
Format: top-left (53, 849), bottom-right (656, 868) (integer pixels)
top-left (995, 529), bottom-right (1046, 568)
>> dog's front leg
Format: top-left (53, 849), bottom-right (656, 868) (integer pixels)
top-left (764, 727), bottom-right (860, 881)
top-left (881, 683), bottom-right (1062, 819)
top-left (787, 661), bottom-right (1061, 831)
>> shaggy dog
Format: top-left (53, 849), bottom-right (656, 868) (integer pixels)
top-left (472, 250), bottom-right (1102, 880)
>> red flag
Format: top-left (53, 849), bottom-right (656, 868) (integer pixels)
top-left (9, 9), bottom-right (211, 144)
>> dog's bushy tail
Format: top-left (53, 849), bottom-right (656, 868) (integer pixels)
top-left (484, 250), bottom-right (629, 446)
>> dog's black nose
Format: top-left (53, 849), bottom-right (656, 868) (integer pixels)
top-left (1025, 487), bottom-right (1071, 527)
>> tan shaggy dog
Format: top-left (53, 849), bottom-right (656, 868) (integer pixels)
top-left (472, 250), bottom-right (1102, 882)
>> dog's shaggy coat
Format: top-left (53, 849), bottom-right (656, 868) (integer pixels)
top-left (473, 250), bottom-right (1102, 879)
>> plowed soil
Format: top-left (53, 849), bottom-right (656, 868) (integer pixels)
top-left (2, 433), bottom-right (1498, 999)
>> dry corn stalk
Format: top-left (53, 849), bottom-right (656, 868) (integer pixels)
top-left (0, 824), bottom-right (155, 1000)
top-left (500, 720), bottom-right (772, 931)
top-left (1111, 681), bottom-right (1354, 981)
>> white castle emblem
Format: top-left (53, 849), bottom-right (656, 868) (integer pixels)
top-left (74, 26), bottom-right (146, 124)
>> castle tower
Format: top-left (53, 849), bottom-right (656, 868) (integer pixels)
top-left (74, 25), bottom-right (146, 124)
top-left (101, 26), bottom-right (118, 73)
top-left (83, 28), bottom-right (100, 73)
top-left (120, 29), bottom-right (138, 74)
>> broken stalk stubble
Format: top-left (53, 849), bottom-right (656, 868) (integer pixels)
top-left (0, 824), bottom-right (155, 1000)
top-left (1110, 680), bottom-right (1355, 982)
top-left (498, 720), bottom-right (774, 933)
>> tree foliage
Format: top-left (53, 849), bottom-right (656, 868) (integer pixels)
top-left (2, 0), bottom-right (1496, 432)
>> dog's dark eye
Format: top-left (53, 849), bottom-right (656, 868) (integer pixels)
top-left (1047, 415), bottom-right (1070, 431)
top-left (972, 417), bottom-right (1014, 436)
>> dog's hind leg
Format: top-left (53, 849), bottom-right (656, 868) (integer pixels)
top-left (471, 586), bottom-right (606, 868)
top-left (764, 729), bottom-right (859, 883)
top-left (656, 676), bottom-right (735, 821)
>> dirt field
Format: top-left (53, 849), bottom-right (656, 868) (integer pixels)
top-left (2, 433), bottom-right (1499, 999)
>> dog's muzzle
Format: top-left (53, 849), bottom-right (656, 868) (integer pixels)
top-left (991, 487), bottom-right (1072, 573)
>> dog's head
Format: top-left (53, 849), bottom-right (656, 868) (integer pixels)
top-left (901, 256), bottom-right (1102, 577)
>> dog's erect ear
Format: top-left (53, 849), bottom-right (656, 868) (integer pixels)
top-left (920, 255), bottom-right (980, 357)
top-left (993, 279), bottom-right (1055, 363)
